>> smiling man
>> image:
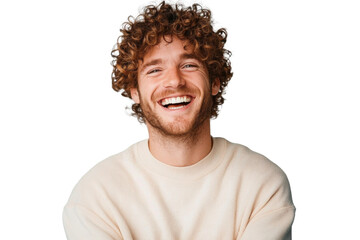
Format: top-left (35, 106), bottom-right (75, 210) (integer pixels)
top-left (130, 35), bottom-right (220, 167)
top-left (63, 2), bottom-right (295, 240)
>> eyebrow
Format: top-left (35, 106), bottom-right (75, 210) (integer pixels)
top-left (139, 59), bottom-right (163, 74)
top-left (180, 53), bottom-right (198, 61)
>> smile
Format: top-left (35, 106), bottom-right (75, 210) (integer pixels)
top-left (159, 95), bottom-right (193, 110)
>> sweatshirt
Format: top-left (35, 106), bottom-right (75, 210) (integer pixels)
top-left (63, 137), bottom-right (295, 239)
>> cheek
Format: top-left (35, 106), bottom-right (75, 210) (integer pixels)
top-left (185, 72), bottom-right (210, 88)
top-left (139, 83), bottom-right (158, 103)
top-left (198, 77), bottom-right (212, 93)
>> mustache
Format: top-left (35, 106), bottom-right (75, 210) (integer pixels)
top-left (153, 86), bottom-right (199, 100)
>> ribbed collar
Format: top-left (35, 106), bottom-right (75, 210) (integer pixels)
top-left (134, 137), bottom-right (227, 181)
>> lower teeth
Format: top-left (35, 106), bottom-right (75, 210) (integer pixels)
top-left (168, 105), bottom-right (184, 110)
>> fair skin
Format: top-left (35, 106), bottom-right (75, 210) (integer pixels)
top-left (131, 36), bottom-right (220, 167)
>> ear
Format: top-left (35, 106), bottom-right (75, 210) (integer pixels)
top-left (211, 78), bottom-right (220, 96)
top-left (130, 88), bottom-right (140, 104)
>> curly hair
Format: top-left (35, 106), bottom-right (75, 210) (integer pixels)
top-left (111, 1), bottom-right (232, 123)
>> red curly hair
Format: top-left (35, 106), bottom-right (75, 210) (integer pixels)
top-left (111, 1), bottom-right (232, 123)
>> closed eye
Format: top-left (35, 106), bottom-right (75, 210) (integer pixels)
top-left (147, 68), bottom-right (162, 74)
top-left (182, 63), bottom-right (198, 69)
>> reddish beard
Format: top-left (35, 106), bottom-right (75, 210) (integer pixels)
top-left (138, 85), bottom-right (213, 141)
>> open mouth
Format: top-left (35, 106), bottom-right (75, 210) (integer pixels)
top-left (159, 95), bottom-right (193, 110)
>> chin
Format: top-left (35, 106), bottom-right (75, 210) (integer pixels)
top-left (158, 117), bottom-right (194, 135)
top-left (153, 115), bottom-right (207, 140)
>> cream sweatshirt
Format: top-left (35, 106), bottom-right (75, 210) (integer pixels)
top-left (63, 138), bottom-right (295, 240)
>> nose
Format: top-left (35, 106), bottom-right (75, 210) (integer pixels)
top-left (163, 67), bottom-right (185, 88)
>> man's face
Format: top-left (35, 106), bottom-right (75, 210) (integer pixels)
top-left (131, 36), bottom-right (220, 138)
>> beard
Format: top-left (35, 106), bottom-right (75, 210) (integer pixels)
top-left (138, 86), bottom-right (213, 142)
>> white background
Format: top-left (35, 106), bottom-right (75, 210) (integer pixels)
top-left (0, 0), bottom-right (359, 239)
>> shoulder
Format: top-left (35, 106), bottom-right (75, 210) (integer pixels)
top-left (218, 137), bottom-right (286, 178)
top-left (216, 138), bottom-right (294, 205)
top-left (66, 140), bottom-right (146, 204)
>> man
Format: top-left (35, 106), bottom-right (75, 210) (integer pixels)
top-left (63, 2), bottom-right (295, 239)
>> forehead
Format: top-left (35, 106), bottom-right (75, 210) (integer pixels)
top-left (142, 36), bottom-right (193, 62)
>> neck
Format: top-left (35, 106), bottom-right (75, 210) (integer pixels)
top-left (147, 120), bottom-right (213, 167)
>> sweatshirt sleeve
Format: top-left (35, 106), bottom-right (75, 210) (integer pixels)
top-left (237, 153), bottom-right (296, 240)
top-left (238, 205), bottom-right (295, 240)
top-left (63, 204), bottom-right (123, 240)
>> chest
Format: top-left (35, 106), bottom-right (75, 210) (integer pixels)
top-left (113, 173), bottom-right (245, 240)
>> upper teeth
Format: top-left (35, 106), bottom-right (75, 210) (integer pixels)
top-left (161, 96), bottom-right (191, 106)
